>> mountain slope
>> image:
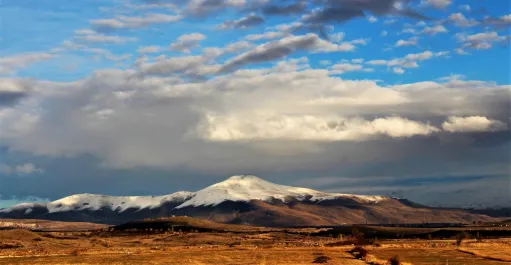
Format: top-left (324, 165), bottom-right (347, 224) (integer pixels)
top-left (175, 175), bottom-right (386, 209)
top-left (0, 192), bottom-right (195, 224)
top-left (0, 175), bottom-right (498, 225)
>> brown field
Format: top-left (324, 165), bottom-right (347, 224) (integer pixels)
top-left (1, 227), bottom-right (510, 265)
top-left (0, 219), bottom-right (108, 232)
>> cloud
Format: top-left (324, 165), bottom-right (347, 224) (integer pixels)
top-left (219, 33), bottom-right (355, 73)
top-left (393, 67), bottom-right (405, 75)
top-left (0, 53), bottom-right (54, 74)
top-left (245, 31), bottom-right (288, 41)
top-left (200, 41), bottom-right (254, 61)
top-left (126, 2), bottom-right (178, 10)
top-left (367, 50), bottom-right (448, 69)
top-left (367, 60), bottom-right (388, 66)
top-left (74, 29), bottom-right (138, 44)
top-left (0, 78), bottom-right (32, 107)
top-left (421, 0), bottom-right (452, 9)
top-left (262, 1), bottom-right (306, 15)
top-left (421, 25), bottom-right (448, 36)
top-left (169, 33), bottom-right (207, 53)
top-left (302, 7), bottom-right (364, 25)
top-left (458, 31), bottom-right (507, 50)
top-left (84, 48), bottom-right (132, 62)
top-left (323, 0), bottom-right (427, 19)
top-left (201, 115), bottom-right (440, 142)
top-left (483, 14), bottom-right (511, 28)
top-left (442, 116), bottom-right (508, 133)
top-left (454, 48), bottom-right (469, 55)
top-left (330, 63), bottom-right (363, 74)
top-left (1, 64), bottom-right (508, 173)
top-left (137, 45), bottom-right (163, 54)
top-left (367, 16), bottom-right (378, 23)
top-left (0, 163), bottom-right (43, 175)
top-left (184, 0), bottom-right (247, 17)
top-left (286, 0), bottom-right (428, 39)
top-left (395, 37), bottom-right (418, 47)
top-left (314, 175), bottom-right (511, 208)
top-left (458, 5), bottom-right (470, 12)
top-left (137, 55), bottom-right (219, 78)
top-left (350, 38), bottom-right (370, 46)
top-left (448, 13), bottom-right (478, 27)
top-left (0, 195), bottom-right (49, 209)
top-left (91, 13), bottom-right (182, 31)
top-left (218, 13), bottom-right (265, 29)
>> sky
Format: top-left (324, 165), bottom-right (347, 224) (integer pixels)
top-left (0, 0), bottom-right (510, 209)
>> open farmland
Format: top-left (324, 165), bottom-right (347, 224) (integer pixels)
top-left (0, 218), bottom-right (510, 265)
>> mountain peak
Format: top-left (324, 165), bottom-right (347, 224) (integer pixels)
top-left (218, 175), bottom-right (268, 185)
top-left (175, 175), bottom-right (384, 209)
top-left (226, 175), bottom-right (262, 181)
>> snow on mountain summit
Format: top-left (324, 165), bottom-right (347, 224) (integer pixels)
top-left (0, 175), bottom-right (387, 215)
top-left (46, 192), bottom-right (195, 213)
top-left (1, 191), bottom-right (195, 214)
top-left (175, 175), bottom-right (387, 209)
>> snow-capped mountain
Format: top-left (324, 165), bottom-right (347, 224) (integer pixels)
top-left (0, 175), bottom-right (498, 225)
top-left (1, 192), bottom-right (195, 215)
top-left (176, 175), bottom-right (386, 209)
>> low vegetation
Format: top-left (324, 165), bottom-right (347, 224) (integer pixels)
top-left (349, 246), bottom-right (368, 259)
top-left (0, 242), bottom-right (23, 249)
top-left (457, 247), bottom-right (511, 262)
top-left (455, 231), bottom-right (468, 246)
top-left (388, 255), bottom-right (401, 265)
top-left (0, 220), bottom-right (510, 265)
top-left (312, 255), bottom-right (331, 263)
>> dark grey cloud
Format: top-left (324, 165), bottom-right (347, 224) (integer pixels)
top-left (219, 14), bottom-right (265, 29)
top-left (0, 79), bottom-right (32, 107)
top-left (219, 34), bottom-right (338, 73)
top-left (483, 16), bottom-right (511, 29)
top-left (148, 0), bottom-right (427, 31)
top-left (302, 7), bottom-right (365, 24)
top-left (284, 0), bottom-right (428, 39)
top-left (262, 1), bottom-right (307, 15)
top-left (0, 91), bottom-right (28, 107)
top-left (307, 0), bottom-right (428, 19)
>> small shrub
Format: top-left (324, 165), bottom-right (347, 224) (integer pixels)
top-left (312, 255), bottom-right (331, 263)
top-left (369, 237), bottom-right (381, 247)
top-left (388, 255), bottom-right (401, 265)
top-left (0, 242), bottom-right (23, 249)
top-left (352, 227), bottom-right (367, 245)
top-left (349, 246), bottom-right (368, 259)
top-left (456, 231), bottom-right (468, 246)
top-left (33, 237), bottom-right (43, 242)
top-left (475, 231), bottom-right (483, 242)
top-left (34, 247), bottom-right (49, 256)
top-left (70, 249), bottom-right (80, 256)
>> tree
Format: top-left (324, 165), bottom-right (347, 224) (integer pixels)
top-left (456, 231), bottom-right (468, 246)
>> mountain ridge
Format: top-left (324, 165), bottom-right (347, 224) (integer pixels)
top-left (0, 175), bottom-right (499, 225)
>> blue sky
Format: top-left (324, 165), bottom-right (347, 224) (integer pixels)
top-left (0, 0), bottom-right (510, 208)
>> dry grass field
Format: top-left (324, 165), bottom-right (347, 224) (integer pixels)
top-left (0, 228), bottom-right (510, 265)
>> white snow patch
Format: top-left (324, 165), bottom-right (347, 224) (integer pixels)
top-left (175, 175), bottom-right (387, 209)
top-left (1, 192), bottom-right (194, 214)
